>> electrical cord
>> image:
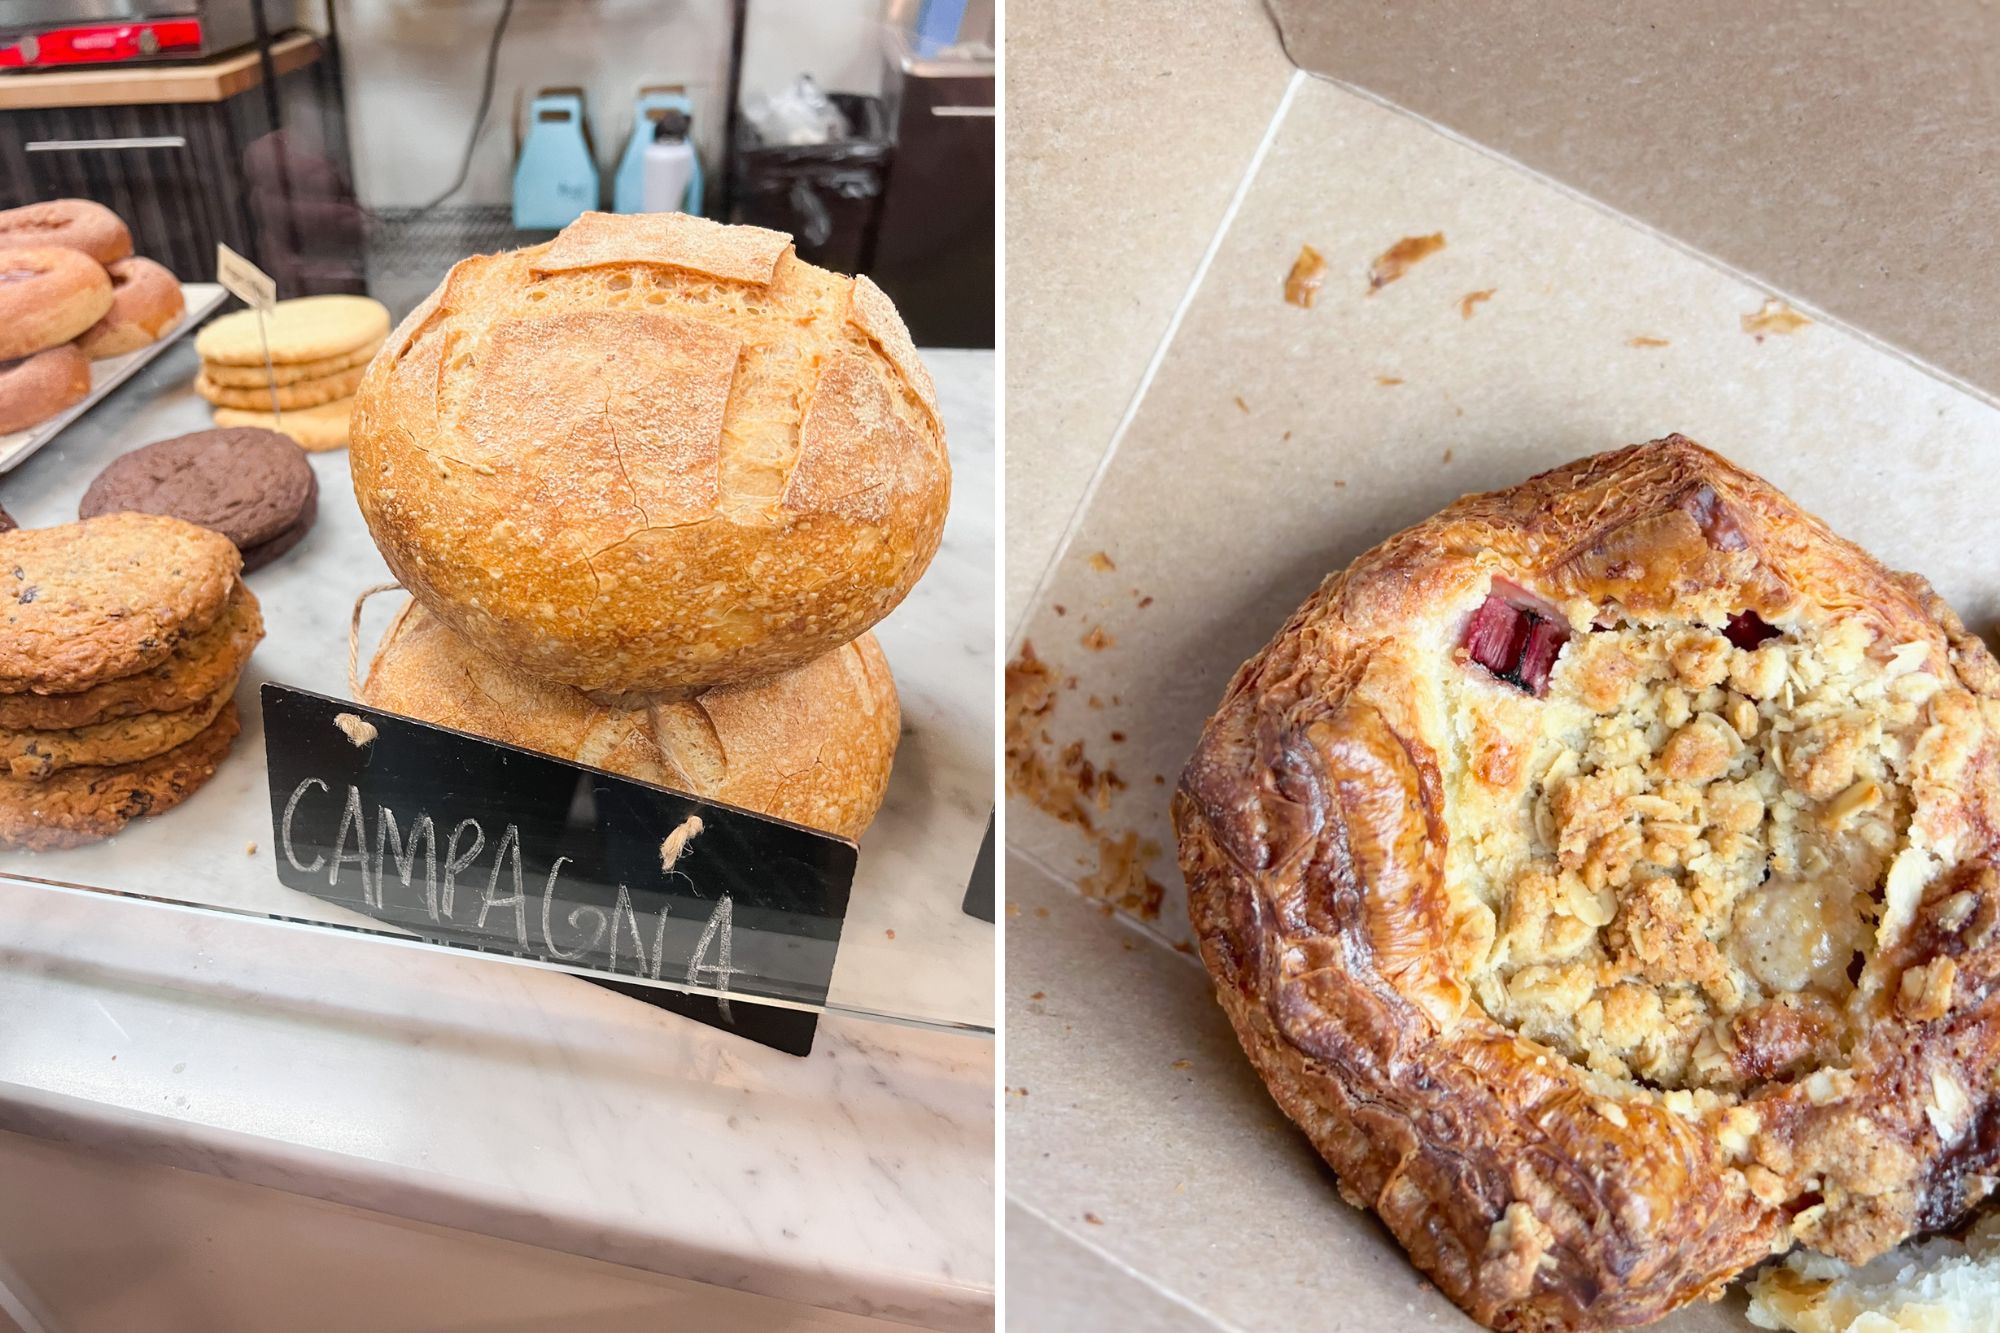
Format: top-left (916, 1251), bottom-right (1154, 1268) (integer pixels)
top-left (411, 0), bottom-right (518, 212)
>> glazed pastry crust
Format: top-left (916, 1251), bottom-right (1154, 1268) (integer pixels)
top-left (1172, 437), bottom-right (2000, 1331)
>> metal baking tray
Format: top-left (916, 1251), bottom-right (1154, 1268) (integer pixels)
top-left (0, 281), bottom-right (225, 474)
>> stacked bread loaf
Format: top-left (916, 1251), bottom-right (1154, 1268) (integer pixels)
top-left (0, 514), bottom-right (263, 851)
top-left (194, 294), bottom-right (389, 452)
top-left (0, 199), bottom-right (186, 434)
top-left (353, 211), bottom-right (950, 838)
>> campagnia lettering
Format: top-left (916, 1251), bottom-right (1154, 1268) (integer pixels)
top-left (280, 778), bottom-right (735, 996)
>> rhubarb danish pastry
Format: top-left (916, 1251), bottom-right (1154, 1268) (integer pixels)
top-left (1173, 437), bottom-right (2000, 1331)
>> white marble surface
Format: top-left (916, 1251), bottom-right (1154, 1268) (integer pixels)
top-left (0, 876), bottom-right (994, 1328)
top-left (0, 344), bottom-right (994, 1033)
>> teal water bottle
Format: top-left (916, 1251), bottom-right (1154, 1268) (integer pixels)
top-left (513, 90), bottom-right (600, 229)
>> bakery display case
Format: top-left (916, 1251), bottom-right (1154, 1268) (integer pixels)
top-left (0, 4), bottom-right (996, 1044)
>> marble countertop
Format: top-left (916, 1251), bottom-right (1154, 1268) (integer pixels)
top-left (0, 347), bottom-right (996, 1327)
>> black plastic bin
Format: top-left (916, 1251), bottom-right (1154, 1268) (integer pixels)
top-left (731, 92), bottom-right (890, 275)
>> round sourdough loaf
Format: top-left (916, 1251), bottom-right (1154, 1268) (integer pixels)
top-left (360, 599), bottom-right (900, 840)
top-left (348, 211), bottom-right (949, 701)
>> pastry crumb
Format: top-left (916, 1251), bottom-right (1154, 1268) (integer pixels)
top-left (1081, 626), bottom-right (1114, 651)
top-left (1035, 906), bottom-right (1050, 918)
top-left (1232, 395), bottom-right (1249, 413)
top-left (1459, 288), bottom-right (1496, 319)
top-left (1031, 991), bottom-right (1045, 1000)
top-left (332, 712), bottom-right (378, 747)
top-left (1137, 595), bottom-right (1154, 609)
top-left (1377, 374), bottom-right (1405, 386)
top-left (884, 928), bottom-right (896, 940)
top-left (1743, 297), bottom-right (1811, 338)
top-left (245, 840), bottom-right (257, 856)
top-left (1088, 550), bottom-right (1116, 572)
top-left (1084, 1212), bottom-right (1104, 1225)
top-left (1628, 335), bottom-right (1671, 348)
top-left (1284, 243), bottom-right (1327, 307)
top-left (1369, 232), bottom-right (1445, 291)
top-left (1172, 1058), bottom-right (1192, 1070)
top-left (1080, 828), bottom-right (1164, 920)
top-left (1442, 448), bottom-right (1454, 464)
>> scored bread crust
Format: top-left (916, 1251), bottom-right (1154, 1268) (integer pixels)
top-left (348, 211), bottom-right (949, 701)
top-left (360, 598), bottom-right (899, 840)
top-left (1171, 437), bottom-right (2000, 1331)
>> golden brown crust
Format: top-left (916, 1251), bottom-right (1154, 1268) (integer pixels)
top-left (0, 581), bottom-right (261, 730)
top-left (195, 363), bottom-right (364, 409)
top-left (0, 200), bottom-right (131, 266)
top-left (348, 213), bottom-right (950, 699)
top-left (199, 337), bottom-right (383, 388)
top-left (360, 600), bottom-right (899, 839)
top-left (1172, 437), bottom-right (2000, 1331)
top-left (76, 256), bottom-right (184, 359)
top-left (0, 514), bottom-right (242, 695)
top-left (0, 700), bottom-right (238, 851)
top-left (529, 209), bottom-right (792, 285)
top-left (0, 677), bottom-right (232, 780)
top-left (0, 246), bottom-right (113, 360)
top-left (0, 343), bottom-right (91, 434)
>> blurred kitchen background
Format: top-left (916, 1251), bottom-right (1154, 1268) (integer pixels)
top-left (0, 0), bottom-right (995, 344)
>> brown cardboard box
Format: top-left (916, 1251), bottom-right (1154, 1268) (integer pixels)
top-left (1005, 4), bottom-right (2000, 1328)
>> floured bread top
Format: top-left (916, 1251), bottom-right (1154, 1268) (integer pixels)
top-left (349, 210), bottom-right (951, 697)
top-left (1444, 596), bottom-right (1964, 1099)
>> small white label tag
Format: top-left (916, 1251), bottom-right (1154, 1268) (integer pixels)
top-left (215, 243), bottom-right (276, 310)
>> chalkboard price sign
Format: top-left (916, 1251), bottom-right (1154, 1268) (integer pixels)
top-left (261, 684), bottom-right (856, 1053)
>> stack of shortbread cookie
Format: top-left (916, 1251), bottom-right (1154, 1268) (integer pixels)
top-left (194, 294), bottom-right (389, 452)
top-left (0, 513), bottom-right (263, 850)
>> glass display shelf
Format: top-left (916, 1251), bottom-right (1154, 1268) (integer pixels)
top-left (0, 334), bottom-right (996, 1037)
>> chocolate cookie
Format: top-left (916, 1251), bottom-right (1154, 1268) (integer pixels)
top-left (0, 514), bottom-right (240, 695)
top-left (0, 580), bottom-right (261, 731)
top-left (0, 680), bottom-right (233, 780)
top-left (239, 470), bottom-right (318, 573)
top-left (79, 427), bottom-right (314, 552)
top-left (0, 700), bottom-right (239, 851)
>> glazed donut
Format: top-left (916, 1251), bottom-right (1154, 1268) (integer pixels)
top-left (0, 248), bottom-right (113, 360)
top-left (76, 257), bottom-right (185, 359)
top-left (0, 344), bottom-right (91, 434)
top-left (1175, 437), bottom-right (2000, 1330)
top-left (0, 200), bottom-right (132, 266)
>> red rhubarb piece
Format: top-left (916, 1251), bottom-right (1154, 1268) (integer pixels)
top-left (1515, 618), bottom-right (1568, 696)
top-left (1724, 611), bottom-right (1778, 650)
top-left (1464, 596), bottom-right (1528, 675)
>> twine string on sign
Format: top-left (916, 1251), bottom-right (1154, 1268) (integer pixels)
top-left (660, 816), bottom-right (704, 871)
top-left (347, 581), bottom-right (406, 698)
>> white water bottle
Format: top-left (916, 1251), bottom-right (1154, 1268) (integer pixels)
top-left (641, 109), bottom-right (696, 214)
